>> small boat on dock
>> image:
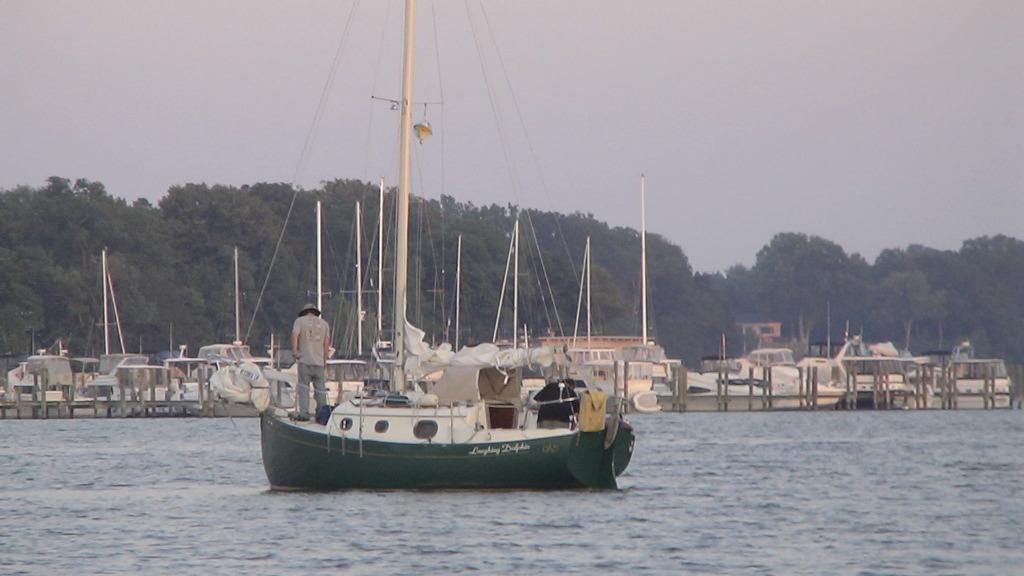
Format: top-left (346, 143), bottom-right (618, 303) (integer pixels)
top-left (923, 341), bottom-right (1012, 409)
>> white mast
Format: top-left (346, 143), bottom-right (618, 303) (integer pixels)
top-left (316, 200), bottom-right (323, 313)
top-left (356, 201), bottom-right (363, 356)
top-left (377, 178), bottom-right (384, 337)
top-left (102, 248), bottom-right (110, 355)
top-left (107, 268), bottom-right (126, 354)
top-left (826, 300), bottom-right (832, 354)
top-left (233, 246), bottom-right (241, 343)
top-left (493, 223), bottom-right (516, 342)
top-left (586, 236), bottom-right (592, 349)
top-left (392, 0), bottom-right (416, 390)
top-left (571, 236), bottom-right (593, 349)
top-left (455, 234), bottom-right (462, 350)
top-left (640, 173), bottom-right (649, 345)
top-left (572, 238), bottom-right (586, 346)
top-left (513, 218), bottom-right (519, 348)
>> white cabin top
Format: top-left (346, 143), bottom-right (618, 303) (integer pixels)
top-left (746, 348), bottom-right (796, 367)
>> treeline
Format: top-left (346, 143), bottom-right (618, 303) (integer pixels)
top-left (1, 177), bottom-right (1021, 364)
top-left (710, 232), bottom-right (1024, 361)
top-left (0, 177), bottom-right (732, 363)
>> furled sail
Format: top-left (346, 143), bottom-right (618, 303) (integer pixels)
top-left (403, 321), bottom-right (557, 380)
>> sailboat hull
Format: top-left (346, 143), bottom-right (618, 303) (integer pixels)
top-left (260, 413), bottom-right (634, 490)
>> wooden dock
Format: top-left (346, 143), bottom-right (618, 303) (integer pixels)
top-left (656, 362), bottom-right (1024, 413)
top-left (0, 371), bottom-right (255, 419)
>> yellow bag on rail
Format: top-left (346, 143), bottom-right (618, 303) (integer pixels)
top-left (579, 390), bottom-right (607, 432)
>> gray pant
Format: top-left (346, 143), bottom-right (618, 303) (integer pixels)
top-left (296, 363), bottom-right (327, 416)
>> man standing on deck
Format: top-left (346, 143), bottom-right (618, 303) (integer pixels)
top-left (291, 302), bottom-right (330, 421)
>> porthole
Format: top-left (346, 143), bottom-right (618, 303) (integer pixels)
top-left (339, 417), bottom-right (353, 431)
top-left (413, 420), bottom-right (438, 440)
top-left (374, 420), bottom-right (389, 433)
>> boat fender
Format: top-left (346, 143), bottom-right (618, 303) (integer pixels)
top-left (315, 405), bottom-right (333, 425)
top-left (603, 414), bottom-right (620, 449)
top-left (251, 388), bottom-right (271, 412)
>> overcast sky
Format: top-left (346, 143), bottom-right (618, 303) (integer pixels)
top-left (2, 0), bottom-right (1022, 271)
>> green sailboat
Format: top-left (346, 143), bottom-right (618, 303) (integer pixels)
top-left (258, 0), bottom-right (635, 491)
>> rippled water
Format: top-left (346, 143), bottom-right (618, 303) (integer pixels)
top-left (1, 411), bottom-right (1022, 574)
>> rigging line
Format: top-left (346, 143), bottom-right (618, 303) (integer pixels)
top-left (430, 1), bottom-right (448, 319)
top-left (464, 0), bottom-right (523, 199)
top-left (412, 146), bottom-right (446, 335)
top-left (479, 2), bottom-right (577, 278)
top-left (293, 1), bottom-right (363, 184)
top-left (415, 197), bottom-right (424, 329)
top-left (361, 0), bottom-right (394, 180)
top-left (330, 203), bottom-right (357, 351)
top-left (430, 0), bottom-right (448, 200)
top-left (245, 0), bottom-right (361, 343)
top-left (521, 217), bottom-right (554, 334)
top-left (470, 1), bottom-right (565, 337)
top-left (423, 202), bottom-right (445, 334)
top-left (525, 209), bottom-right (565, 336)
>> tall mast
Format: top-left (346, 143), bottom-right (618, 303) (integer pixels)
top-left (234, 246), bottom-right (241, 343)
top-left (455, 234), bottom-right (462, 350)
top-left (493, 222), bottom-right (516, 342)
top-left (377, 178), bottom-right (384, 337)
top-left (586, 236), bottom-right (592, 349)
top-left (513, 218), bottom-right (519, 348)
top-left (316, 200), bottom-right (323, 313)
top-left (356, 201), bottom-right (363, 356)
top-left (826, 300), bottom-right (832, 354)
top-left (107, 268), bottom-right (126, 354)
top-left (640, 174), bottom-right (649, 345)
top-left (392, 0), bottom-right (416, 390)
top-left (102, 248), bottom-right (110, 355)
top-left (572, 238), bottom-right (587, 346)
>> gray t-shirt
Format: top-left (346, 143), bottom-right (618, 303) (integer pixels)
top-left (292, 315), bottom-right (329, 367)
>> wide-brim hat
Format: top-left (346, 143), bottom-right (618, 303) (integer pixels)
top-left (298, 302), bottom-right (321, 317)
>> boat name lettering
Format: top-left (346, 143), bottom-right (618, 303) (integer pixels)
top-left (469, 442), bottom-right (531, 456)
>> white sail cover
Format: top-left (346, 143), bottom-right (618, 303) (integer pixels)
top-left (403, 321), bottom-right (556, 380)
top-left (868, 342), bottom-right (900, 357)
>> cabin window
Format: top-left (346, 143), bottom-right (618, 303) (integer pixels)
top-left (339, 417), bottom-right (353, 431)
top-left (413, 420), bottom-right (438, 440)
top-left (374, 420), bottom-right (389, 433)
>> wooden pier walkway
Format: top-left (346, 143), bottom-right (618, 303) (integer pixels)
top-left (0, 373), bottom-right (254, 419)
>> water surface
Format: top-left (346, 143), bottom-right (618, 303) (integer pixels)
top-left (1, 411), bottom-right (1022, 574)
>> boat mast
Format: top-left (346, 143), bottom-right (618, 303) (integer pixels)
top-left (513, 218), bottom-right (519, 348)
top-left (107, 267), bottom-right (126, 354)
top-left (571, 237), bottom-right (587, 347)
top-left (493, 222), bottom-right (516, 342)
top-left (102, 248), bottom-right (110, 355)
top-left (640, 174), bottom-right (648, 345)
top-left (356, 201), bottom-right (363, 356)
top-left (392, 0), bottom-right (416, 390)
top-left (377, 178), bottom-right (384, 338)
top-left (586, 236), bottom-right (592, 349)
top-left (234, 246), bottom-right (241, 343)
top-left (316, 200), bottom-right (323, 313)
top-left (826, 300), bottom-right (832, 355)
top-left (455, 234), bottom-right (462, 350)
